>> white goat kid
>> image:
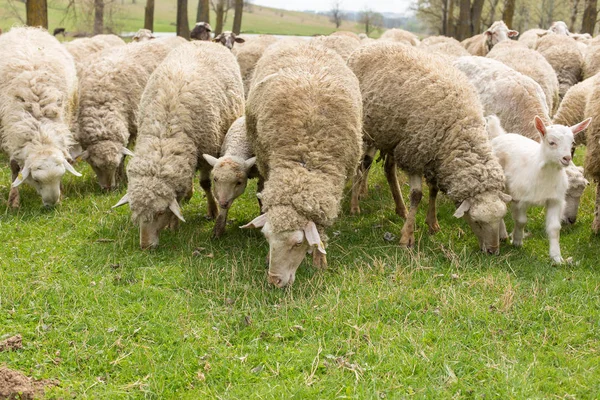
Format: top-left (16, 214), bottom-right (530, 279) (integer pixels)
top-left (491, 116), bottom-right (591, 263)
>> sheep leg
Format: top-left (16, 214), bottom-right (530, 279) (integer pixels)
top-left (511, 202), bottom-right (528, 247)
top-left (425, 184), bottom-right (440, 234)
top-left (359, 148), bottom-right (376, 198)
top-left (399, 174), bottom-right (423, 248)
top-left (499, 218), bottom-right (509, 241)
top-left (312, 250), bottom-right (327, 270)
top-left (350, 164), bottom-right (364, 215)
top-left (8, 160), bottom-right (20, 209)
top-left (384, 154), bottom-right (407, 219)
top-left (546, 199), bottom-right (564, 264)
top-left (213, 208), bottom-right (228, 238)
top-left (199, 169), bottom-right (218, 219)
top-left (257, 174), bottom-right (265, 211)
top-left (593, 183), bottom-right (600, 234)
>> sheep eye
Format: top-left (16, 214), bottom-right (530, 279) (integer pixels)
top-left (549, 141), bottom-right (556, 146)
top-left (236, 181), bottom-right (242, 186)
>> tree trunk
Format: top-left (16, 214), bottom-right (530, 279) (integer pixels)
top-left (232, 0), bottom-right (243, 34)
top-left (570, 0), bottom-right (580, 31)
top-left (448, 0), bottom-right (455, 37)
top-left (582, 0), bottom-right (598, 34)
top-left (94, 0), bottom-right (104, 35)
top-left (487, 0), bottom-right (499, 27)
top-left (144, 0), bottom-right (154, 31)
top-left (442, 0), bottom-right (449, 35)
top-left (177, 0), bottom-right (190, 38)
top-left (26, 0), bottom-right (48, 28)
top-left (470, 0), bottom-right (485, 34)
top-left (502, 0), bottom-right (516, 29)
top-left (197, 0), bottom-right (209, 23)
top-left (215, 0), bottom-right (225, 35)
top-left (458, 0), bottom-right (471, 40)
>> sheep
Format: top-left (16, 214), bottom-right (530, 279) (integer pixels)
top-left (421, 35), bottom-right (459, 46)
top-left (348, 42), bottom-right (511, 254)
top-left (202, 116), bottom-right (261, 238)
top-left (488, 114), bottom-right (591, 263)
top-left (535, 34), bottom-right (583, 99)
top-left (76, 36), bottom-right (187, 190)
top-left (454, 56), bottom-right (551, 140)
top-left (518, 28), bottom-right (546, 48)
top-left (233, 34), bottom-right (278, 97)
top-left (547, 21), bottom-right (570, 36)
top-left (581, 78), bottom-right (600, 233)
top-left (63, 34), bottom-right (125, 71)
top-left (190, 22), bottom-right (212, 41)
top-left (583, 36), bottom-right (600, 79)
top-left (112, 41), bottom-right (245, 249)
top-left (242, 41), bottom-right (363, 288)
top-left (311, 35), bottom-right (360, 60)
top-left (213, 31), bottom-right (245, 50)
top-left (380, 28), bottom-right (420, 46)
top-left (461, 21), bottom-right (518, 56)
top-left (0, 27), bottom-right (82, 208)
top-left (421, 39), bottom-right (471, 60)
top-left (553, 76), bottom-right (597, 148)
top-left (330, 31), bottom-right (361, 42)
top-left (131, 28), bottom-right (155, 42)
top-left (486, 41), bottom-right (560, 115)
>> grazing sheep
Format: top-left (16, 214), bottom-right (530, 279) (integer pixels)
top-left (486, 41), bottom-right (560, 115)
top-left (547, 21), bottom-right (570, 36)
top-left (76, 36), bottom-right (186, 190)
top-left (535, 34), bottom-right (583, 98)
top-left (454, 56), bottom-right (551, 140)
top-left (518, 28), bottom-right (546, 48)
top-left (583, 37), bottom-right (600, 79)
top-left (0, 27), bottom-right (82, 207)
top-left (190, 22), bottom-right (212, 41)
top-left (421, 39), bottom-right (471, 60)
top-left (132, 29), bottom-right (155, 42)
top-left (582, 78), bottom-right (600, 233)
top-left (421, 35), bottom-right (458, 46)
top-left (553, 75), bottom-right (597, 149)
top-left (330, 31), bottom-right (361, 41)
top-left (233, 35), bottom-right (278, 97)
top-left (462, 21), bottom-right (518, 56)
top-left (489, 115), bottom-right (591, 263)
top-left (348, 42), bottom-right (511, 253)
top-left (112, 41), bottom-right (245, 249)
top-left (380, 28), bottom-right (420, 46)
top-left (213, 31), bottom-right (245, 50)
top-left (311, 35), bottom-right (360, 60)
top-left (63, 34), bottom-right (125, 72)
top-left (202, 116), bottom-right (261, 238)
top-left (242, 41), bottom-right (363, 288)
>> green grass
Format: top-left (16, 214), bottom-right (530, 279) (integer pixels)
top-left (1, 147), bottom-right (600, 398)
top-left (0, 0), bottom-right (367, 36)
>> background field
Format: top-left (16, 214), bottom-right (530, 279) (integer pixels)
top-left (1, 146), bottom-right (599, 398)
top-left (0, 0), bottom-right (366, 36)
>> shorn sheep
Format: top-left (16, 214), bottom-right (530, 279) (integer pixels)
top-left (348, 42), bottom-right (511, 254)
top-left (461, 21), bottom-right (518, 56)
top-left (487, 115), bottom-right (591, 263)
top-left (0, 27), bottom-right (82, 208)
top-left (76, 36), bottom-right (186, 190)
top-left (203, 116), bottom-right (260, 238)
top-left (233, 35), bottom-right (278, 97)
top-left (242, 41), bottom-right (363, 288)
top-left (535, 34), bottom-right (583, 99)
top-left (113, 41), bottom-right (244, 249)
top-left (487, 40), bottom-right (560, 115)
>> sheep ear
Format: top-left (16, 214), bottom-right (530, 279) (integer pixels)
top-left (485, 30), bottom-right (493, 37)
top-left (11, 166), bottom-right (30, 187)
top-left (122, 147), bottom-right (135, 157)
top-left (244, 156), bottom-right (256, 170)
top-left (235, 37), bottom-right (245, 43)
top-left (537, 32), bottom-right (548, 38)
top-left (240, 214), bottom-right (267, 229)
top-left (534, 116), bottom-right (547, 137)
top-left (508, 30), bottom-right (519, 38)
top-left (112, 193), bottom-right (129, 208)
top-left (453, 199), bottom-right (471, 218)
top-left (169, 199), bottom-right (185, 222)
top-left (63, 159), bottom-right (82, 177)
top-left (571, 118), bottom-right (592, 135)
top-left (498, 192), bottom-right (512, 203)
top-left (203, 154), bottom-right (218, 167)
top-left (304, 221), bottom-right (326, 254)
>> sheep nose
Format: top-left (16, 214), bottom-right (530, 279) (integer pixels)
top-left (268, 274), bottom-right (284, 287)
top-left (563, 156), bottom-right (572, 163)
top-left (219, 201), bottom-right (230, 209)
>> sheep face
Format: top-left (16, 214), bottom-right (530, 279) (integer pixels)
top-left (81, 142), bottom-right (133, 190)
top-left (190, 22), bottom-right (212, 41)
top-left (213, 32), bottom-right (245, 50)
top-left (549, 21), bottom-right (570, 36)
top-left (535, 117), bottom-right (591, 168)
top-left (204, 155), bottom-right (255, 210)
top-left (139, 211), bottom-right (176, 249)
top-left (485, 21), bottom-right (518, 47)
top-left (454, 192), bottom-right (511, 254)
top-left (562, 165), bottom-right (588, 224)
top-left (132, 29), bottom-right (155, 42)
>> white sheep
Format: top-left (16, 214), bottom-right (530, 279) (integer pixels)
top-left (488, 115), bottom-right (591, 263)
top-left (461, 21), bottom-right (518, 56)
top-left (213, 31), bottom-right (245, 50)
top-left (0, 27), bottom-right (82, 208)
top-left (535, 34), bottom-right (584, 99)
top-left (132, 29), bottom-right (156, 42)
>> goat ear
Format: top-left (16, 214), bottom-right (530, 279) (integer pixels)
top-left (304, 221), bottom-right (326, 254)
top-left (12, 166), bottom-right (30, 188)
top-left (235, 37), bottom-right (245, 43)
top-left (570, 117), bottom-right (592, 135)
top-left (202, 154), bottom-right (219, 167)
top-left (508, 30), bottom-right (519, 38)
top-left (453, 199), bottom-right (471, 218)
top-left (240, 213), bottom-right (267, 229)
top-left (534, 116), bottom-right (547, 137)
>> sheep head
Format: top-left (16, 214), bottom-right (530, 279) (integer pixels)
top-left (485, 21), bottom-right (518, 48)
top-left (78, 142), bottom-right (134, 191)
top-left (203, 154), bottom-right (255, 210)
top-left (213, 31), bottom-right (245, 50)
top-left (562, 164), bottom-right (589, 224)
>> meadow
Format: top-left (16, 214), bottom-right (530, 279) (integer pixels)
top-left (1, 145), bottom-right (599, 398)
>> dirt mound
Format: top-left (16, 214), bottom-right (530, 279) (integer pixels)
top-left (0, 336), bottom-right (22, 352)
top-left (0, 366), bottom-right (58, 399)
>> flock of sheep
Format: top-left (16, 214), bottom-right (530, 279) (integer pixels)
top-left (0, 21), bottom-right (598, 288)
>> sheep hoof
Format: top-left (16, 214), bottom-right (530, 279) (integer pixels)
top-left (8, 190), bottom-right (20, 209)
top-left (396, 207), bottom-right (408, 219)
top-left (399, 233), bottom-right (415, 248)
top-left (427, 222), bottom-right (440, 234)
top-left (551, 255), bottom-right (564, 265)
top-left (511, 239), bottom-right (523, 247)
top-left (350, 206), bottom-right (361, 215)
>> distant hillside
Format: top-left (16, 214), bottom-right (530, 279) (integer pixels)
top-left (0, 0), bottom-right (367, 36)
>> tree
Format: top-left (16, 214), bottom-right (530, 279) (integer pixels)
top-left (570, 0), bottom-right (580, 31)
top-left (94, 0), bottom-right (104, 34)
top-left (144, 0), bottom-right (154, 31)
top-left (214, 0), bottom-right (225, 34)
top-left (457, 0), bottom-right (470, 39)
top-left (359, 8), bottom-right (383, 35)
top-left (330, 0), bottom-right (343, 29)
top-left (232, 0), bottom-right (243, 34)
top-left (470, 0), bottom-right (485, 34)
top-left (502, 0), bottom-right (515, 29)
top-left (177, 0), bottom-right (190, 38)
top-left (26, 0), bottom-right (48, 28)
top-left (582, 0), bottom-right (597, 34)
top-left (197, 0), bottom-right (210, 23)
